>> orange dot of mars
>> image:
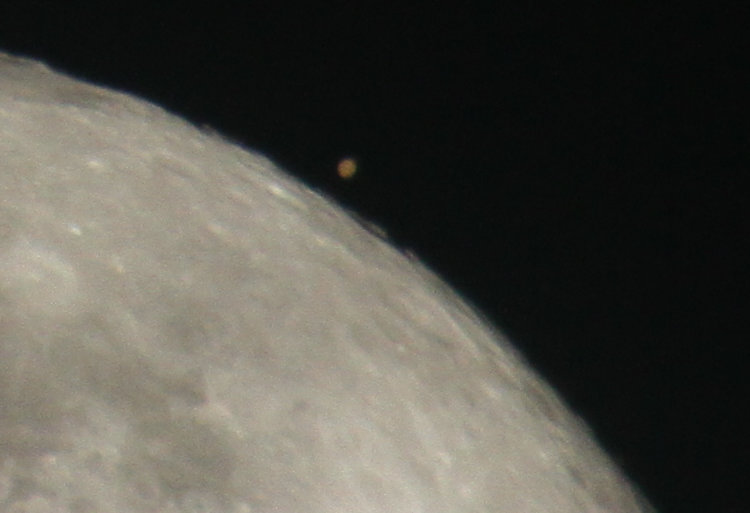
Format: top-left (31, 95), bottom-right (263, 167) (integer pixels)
top-left (337, 158), bottom-right (357, 180)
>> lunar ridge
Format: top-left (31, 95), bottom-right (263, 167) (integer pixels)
top-left (0, 52), bottom-right (653, 513)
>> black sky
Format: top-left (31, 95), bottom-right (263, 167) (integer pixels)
top-left (2, 3), bottom-right (747, 512)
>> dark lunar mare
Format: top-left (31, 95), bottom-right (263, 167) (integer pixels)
top-left (0, 52), bottom-right (653, 513)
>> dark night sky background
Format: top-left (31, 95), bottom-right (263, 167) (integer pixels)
top-left (2, 3), bottom-right (747, 512)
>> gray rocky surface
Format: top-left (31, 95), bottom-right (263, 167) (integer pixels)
top-left (0, 52), bottom-right (652, 512)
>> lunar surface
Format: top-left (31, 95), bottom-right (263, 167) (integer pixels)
top-left (0, 52), bottom-right (653, 512)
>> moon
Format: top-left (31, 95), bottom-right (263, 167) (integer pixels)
top-left (0, 52), bottom-right (653, 513)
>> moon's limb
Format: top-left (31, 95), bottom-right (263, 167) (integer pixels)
top-left (0, 52), bottom-right (653, 513)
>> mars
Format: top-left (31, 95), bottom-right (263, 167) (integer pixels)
top-left (337, 157), bottom-right (358, 179)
